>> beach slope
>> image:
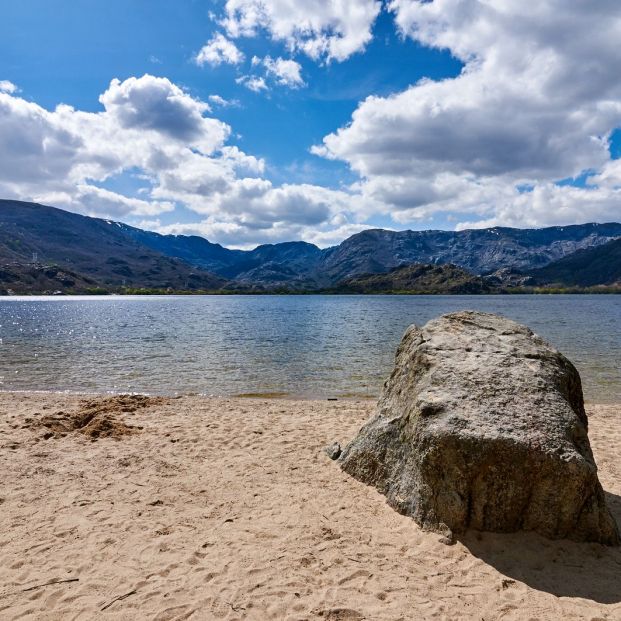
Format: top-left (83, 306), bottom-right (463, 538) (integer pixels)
top-left (1, 393), bottom-right (620, 620)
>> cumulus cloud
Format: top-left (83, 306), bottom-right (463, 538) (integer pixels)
top-left (143, 176), bottom-right (373, 249)
top-left (154, 206), bottom-right (370, 249)
top-left (221, 0), bottom-right (381, 62)
top-left (313, 0), bottom-right (621, 227)
top-left (235, 75), bottom-right (268, 92)
top-left (0, 75), bottom-right (233, 216)
top-left (195, 32), bottom-right (245, 66)
top-left (454, 182), bottom-right (621, 231)
top-left (0, 74), bottom-right (364, 246)
top-left (236, 56), bottom-right (305, 93)
top-left (99, 76), bottom-right (227, 151)
top-left (263, 56), bottom-right (305, 88)
top-left (0, 80), bottom-right (18, 94)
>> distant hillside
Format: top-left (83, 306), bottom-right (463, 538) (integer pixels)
top-left (103, 208), bottom-right (621, 289)
top-left (122, 224), bottom-right (324, 281)
top-left (318, 224), bottom-right (621, 283)
top-left (0, 200), bottom-right (228, 292)
top-left (0, 263), bottom-right (101, 294)
top-left (2, 199), bottom-right (621, 293)
top-left (337, 263), bottom-right (493, 294)
top-left (107, 209), bottom-right (621, 287)
top-left (529, 237), bottom-right (621, 286)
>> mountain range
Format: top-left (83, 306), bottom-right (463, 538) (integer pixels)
top-left (1, 199), bottom-right (621, 294)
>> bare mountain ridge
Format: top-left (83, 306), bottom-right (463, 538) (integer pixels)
top-left (122, 218), bottom-right (621, 286)
top-left (318, 225), bottom-right (621, 284)
top-left (2, 199), bottom-right (621, 292)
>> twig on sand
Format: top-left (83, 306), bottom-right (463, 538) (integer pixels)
top-left (101, 589), bottom-right (137, 611)
top-left (21, 578), bottom-right (79, 592)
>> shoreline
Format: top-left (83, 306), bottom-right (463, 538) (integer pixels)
top-left (2, 290), bottom-right (621, 297)
top-left (0, 389), bottom-right (379, 402)
top-left (2, 389), bottom-right (618, 406)
top-left (1, 392), bottom-right (620, 619)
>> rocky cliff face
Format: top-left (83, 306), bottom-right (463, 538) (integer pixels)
top-left (339, 311), bottom-right (620, 545)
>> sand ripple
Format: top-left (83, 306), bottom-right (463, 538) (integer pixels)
top-left (0, 393), bottom-right (620, 619)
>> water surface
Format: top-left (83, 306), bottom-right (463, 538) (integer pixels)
top-left (1, 295), bottom-right (619, 402)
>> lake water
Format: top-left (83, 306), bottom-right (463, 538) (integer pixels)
top-left (0, 295), bottom-right (619, 402)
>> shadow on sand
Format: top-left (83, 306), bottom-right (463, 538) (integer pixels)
top-left (457, 491), bottom-right (621, 604)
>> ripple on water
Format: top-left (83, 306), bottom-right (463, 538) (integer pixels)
top-left (0, 294), bottom-right (619, 402)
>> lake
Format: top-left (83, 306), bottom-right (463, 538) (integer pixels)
top-left (0, 295), bottom-right (619, 402)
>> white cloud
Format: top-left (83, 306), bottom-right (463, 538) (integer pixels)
top-left (0, 74), bottom-right (365, 247)
top-left (454, 182), bottom-right (621, 230)
top-left (99, 75), bottom-right (226, 151)
top-left (313, 0), bottom-right (621, 227)
top-left (236, 57), bottom-right (304, 93)
top-left (263, 56), bottom-right (305, 88)
top-left (54, 184), bottom-right (175, 218)
top-left (208, 94), bottom-right (240, 107)
top-left (154, 204), bottom-right (369, 249)
top-left (0, 75), bottom-right (233, 216)
top-left (235, 75), bottom-right (268, 92)
top-left (0, 80), bottom-right (18, 94)
top-left (195, 32), bottom-right (245, 66)
top-left (221, 0), bottom-right (381, 62)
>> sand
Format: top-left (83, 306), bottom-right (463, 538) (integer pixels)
top-left (0, 393), bottom-right (620, 620)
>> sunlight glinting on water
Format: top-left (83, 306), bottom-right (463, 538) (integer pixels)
top-left (1, 295), bottom-right (619, 402)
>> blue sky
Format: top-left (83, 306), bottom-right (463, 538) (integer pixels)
top-left (1, 1), bottom-right (620, 247)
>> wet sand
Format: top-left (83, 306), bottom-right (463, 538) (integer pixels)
top-left (0, 392), bottom-right (620, 620)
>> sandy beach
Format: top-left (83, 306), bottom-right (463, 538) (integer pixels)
top-left (0, 392), bottom-right (620, 620)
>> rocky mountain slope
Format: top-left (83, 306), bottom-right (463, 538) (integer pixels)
top-left (336, 263), bottom-right (492, 294)
top-left (0, 263), bottom-right (100, 294)
top-left (528, 237), bottom-right (621, 287)
top-left (2, 199), bottom-right (621, 292)
top-left (0, 200), bottom-right (228, 291)
top-left (120, 219), bottom-right (621, 287)
top-left (318, 225), bottom-right (621, 283)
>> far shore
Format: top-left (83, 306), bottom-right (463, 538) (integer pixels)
top-left (2, 287), bottom-right (621, 296)
top-left (1, 392), bottom-right (620, 620)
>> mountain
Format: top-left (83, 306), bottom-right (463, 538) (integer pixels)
top-left (0, 200), bottom-right (228, 292)
top-left (0, 263), bottom-right (101, 294)
top-left (103, 219), bottom-right (621, 288)
top-left (119, 224), bottom-right (245, 274)
top-left (317, 225), bottom-right (621, 283)
top-left (2, 199), bottom-right (621, 293)
top-left (528, 237), bottom-right (621, 287)
top-left (336, 263), bottom-right (493, 294)
top-left (121, 225), bottom-right (323, 281)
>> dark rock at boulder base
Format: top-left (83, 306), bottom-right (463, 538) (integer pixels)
top-left (324, 442), bottom-right (342, 460)
top-left (339, 311), bottom-right (620, 545)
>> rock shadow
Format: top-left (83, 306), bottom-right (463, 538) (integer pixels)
top-left (458, 491), bottom-right (621, 604)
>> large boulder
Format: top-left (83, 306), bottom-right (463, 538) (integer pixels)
top-left (339, 311), bottom-right (619, 545)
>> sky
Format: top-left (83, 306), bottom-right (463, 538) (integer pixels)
top-left (1, 0), bottom-right (621, 249)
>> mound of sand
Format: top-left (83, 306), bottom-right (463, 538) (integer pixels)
top-left (30, 394), bottom-right (168, 440)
